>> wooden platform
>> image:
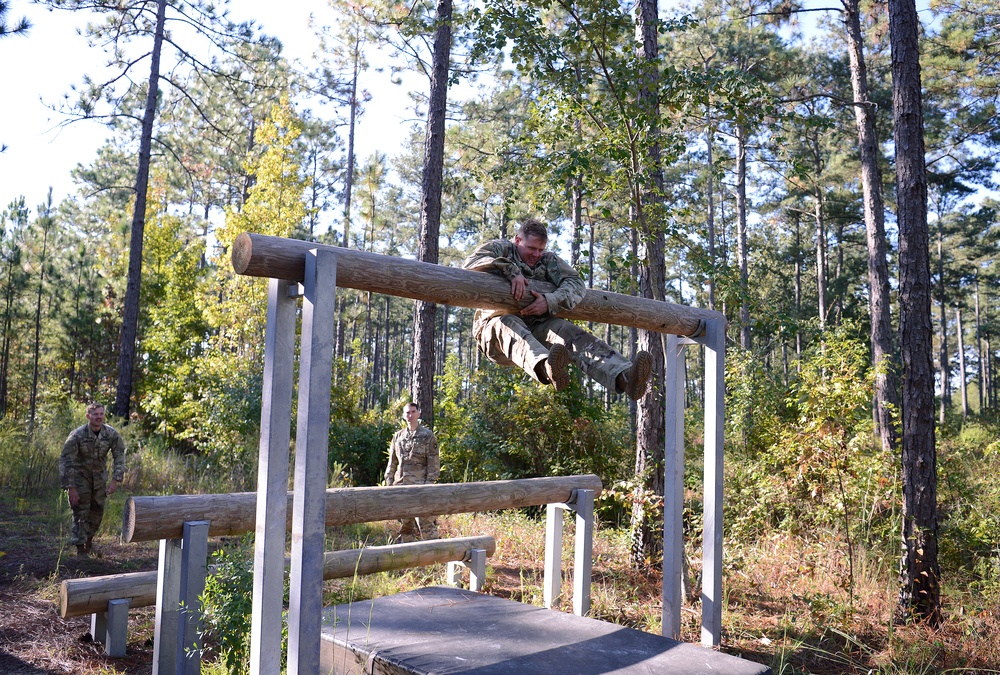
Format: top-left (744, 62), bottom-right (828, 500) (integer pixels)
top-left (321, 586), bottom-right (770, 674)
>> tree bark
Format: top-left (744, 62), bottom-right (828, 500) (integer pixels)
top-left (343, 33), bottom-right (361, 248)
top-left (28, 196), bottom-right (52, 440)
top-left (889, 0), bottom-right (941, 625)
top-left (411, 0), bottom-right (453, 427)
top-left (114, 0), bottom-right (167, 421)
top-left (937, 220), bottom-right (949, 423)
top-left (736, 123), bottom-right (751, 351)
top-left (629, 0), bottom-right (667, 568)
top-left (843, 0), bottom-right (900, 455)
top-left (957, 308), bottom-right (967, 419)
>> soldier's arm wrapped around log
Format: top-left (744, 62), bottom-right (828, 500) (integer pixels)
top-left (461, 239), bottom-right (524, 281)
top-left (538, 252), bottom-right (585, 316)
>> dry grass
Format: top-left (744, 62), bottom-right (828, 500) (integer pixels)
top-left (4, 490), bottom-right (1000, 674)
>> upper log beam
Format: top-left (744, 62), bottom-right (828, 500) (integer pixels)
top-left (232, 233), bottom-right (722, 337)
top-left (124, 474), bottom-right (603, 543)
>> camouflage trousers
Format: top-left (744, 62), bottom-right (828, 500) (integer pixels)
top-left (398, 516), bottom-right (439, 543)
top-left (475, 314), bottom-right (631, 392)
top-left (69, 473), bottom-right (108, 546)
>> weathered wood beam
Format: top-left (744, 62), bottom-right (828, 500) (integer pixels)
top-left (61, 536), bottom-right (496, 618)
top-left (232, 233), bottom-right (722, 337)
top-left (124, 475), bottom-right (603, 543)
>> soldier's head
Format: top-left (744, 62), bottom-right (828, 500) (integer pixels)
top-left (514, 218), bottom-right (548, 268)
top-left (86, 403), bottom-right (106, 432)
top-left (402, 402), bottom-right (420, 428)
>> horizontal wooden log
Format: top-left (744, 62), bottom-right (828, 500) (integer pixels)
top-left (322, 535), bottom-right (496, 579)
top-left (60, 571), bottom-right (158, 619)
top-left (124, 474), bottom-right (602, 543)
top-left (61, 536), bottom-right (496, 618)
top-left (232, 233), bottom-right (722, 337)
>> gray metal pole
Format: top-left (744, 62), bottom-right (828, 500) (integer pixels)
top-left (662, 334), bottom-right (685, 639)
top-left (543, 503), bottom-right (564, 609)
top-left (250, 278), bottom-right (297, 675)
top-left (572, 489), bottom-right (594, 617)
top-left (699, 318), bottom-right (725, 646)
top-left (177, 520), bottom-right (209, 674)
top-left (153, 537), bottom-right (182, 675)
top-left (288, 249), bottom-right (337, 675)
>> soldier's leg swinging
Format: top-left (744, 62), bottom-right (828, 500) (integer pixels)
top-left (534, 318), bottom-right (631, 392)
top-left (479, 315), bottom-right (550, 383)
top-left (86, 482), bottom-right (108, 552)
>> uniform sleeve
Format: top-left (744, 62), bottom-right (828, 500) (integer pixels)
top-left (384, 432), bottom-right (400, 484)
top-left (541, 253), bottom-right (586, 315)
top-left (462, 240), bottom-right (521, 281)
top-left (59, 432), bottom-right (78, 489)
top-left (111, 430), bottom-right (126, 482)
top-left (426, 432), bottom-right (440, 483)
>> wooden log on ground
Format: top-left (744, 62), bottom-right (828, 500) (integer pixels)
top-left (61, 536), bottom-right (496, 618)
top-left (124, 475), bottom-right (602, 543)
top-left (232, 233), bottom-right (722, 337)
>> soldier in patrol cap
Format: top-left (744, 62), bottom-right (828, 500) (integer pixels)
top-left (60, 402), bottom-right (126, 556)
top-left (462, 218), bottom-right (652, 400)
top-left (384, 401), bottom-right (440, 542)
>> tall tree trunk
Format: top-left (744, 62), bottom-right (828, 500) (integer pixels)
top-left (844, 0), bottom-right (900, 455)
top-left (343, 33), bottom-right (361, 248)
top-left (814, 186), bottom-right (827, 331)
top-left (793, 211), bottom-right (802, 361)
top-left (889, 0), bottom-right (941, 625)
top-left (975, 277), bottom-right (983, 413)
top-left (736, 124), bottom-right (751, 351)
top-left (957, 308), bottom-right (967, 420)
top-left (937, 220), bottom-right (949, 423)
top-left (114, 0), bottom-right (167, 421)
top-left (410, 0), bottom-right (453, 427)
top-left (28, 194), bottom-right (52, 441)
top-left (705, 123), bottom-right (717, 312)
top-left (628, 0), bottom-right (666, 568)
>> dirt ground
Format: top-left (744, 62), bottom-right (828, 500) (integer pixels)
top-left (0, 495), bottom-right (159, 674)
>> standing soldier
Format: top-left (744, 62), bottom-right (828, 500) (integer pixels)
top-left (384, 401), bottom-right (440, 542)
top-left (462, 218), bottom-right (652, 399)
top-left (60, 403), bottom-right (126, 556)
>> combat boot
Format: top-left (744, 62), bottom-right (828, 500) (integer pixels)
top-left (617, 350), bottom-right (652, 401)
top-left (76, 544), bottom-right (89, 557)
top-left (544, 343), bottom-right (570, 391)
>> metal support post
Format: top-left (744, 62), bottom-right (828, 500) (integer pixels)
top-left (446, 548), bottom-right (487, 592)
top-left (153, 537), bottom-right (182, 675)
top-left (543, 489), bottom-right (594, 617)
top-left (572, 489), bottom-right (594, 617)
top-left (288, 249), bottom-right (337, 675)
top-left (105, 598), bottom-right (129, 658)
top-left (698, 318), bottom-right (725, 646)
top-left (250, 278), bottom-right (297, 675)
top-left (662, 334), bottom-right (686, 639)
top-left (543, 502), bottom-right (564, 609)
top-left (177, 520), bottom-right (209, 674)
top-left (90, 609), bottom-right (107, 644)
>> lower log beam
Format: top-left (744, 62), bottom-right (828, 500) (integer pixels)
top-left (60, 536), bottom-right (496, 618)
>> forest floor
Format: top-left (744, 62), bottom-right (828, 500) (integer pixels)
top-left (2, 492), bottom-right (1000, 674)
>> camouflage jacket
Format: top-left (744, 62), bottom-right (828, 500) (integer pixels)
top-left (462, 239), bottom-right (586, 331)
top-left (60, 423), bottom-right (126, 489)
top-left (384, 424), bottom-right (440, 486)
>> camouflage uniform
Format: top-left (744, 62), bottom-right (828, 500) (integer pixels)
top-left (462, 238), bottom-right (632, 391)
top-left (384, 424), bottom-right (440, 541)
top-left (60, 423), bottom-right (126, 547)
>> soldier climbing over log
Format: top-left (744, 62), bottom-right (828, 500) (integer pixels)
top-left (462, 218), bottom-right (652, 399)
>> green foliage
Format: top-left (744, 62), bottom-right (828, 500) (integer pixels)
top-left (329, 418), bottom-right (396, 487)
top-left (434, 355), bottom-right (631, 484)
top-left (199, 538), bottom-right (281, 675)
top-left (726, 325), bottom-right (896, 549)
